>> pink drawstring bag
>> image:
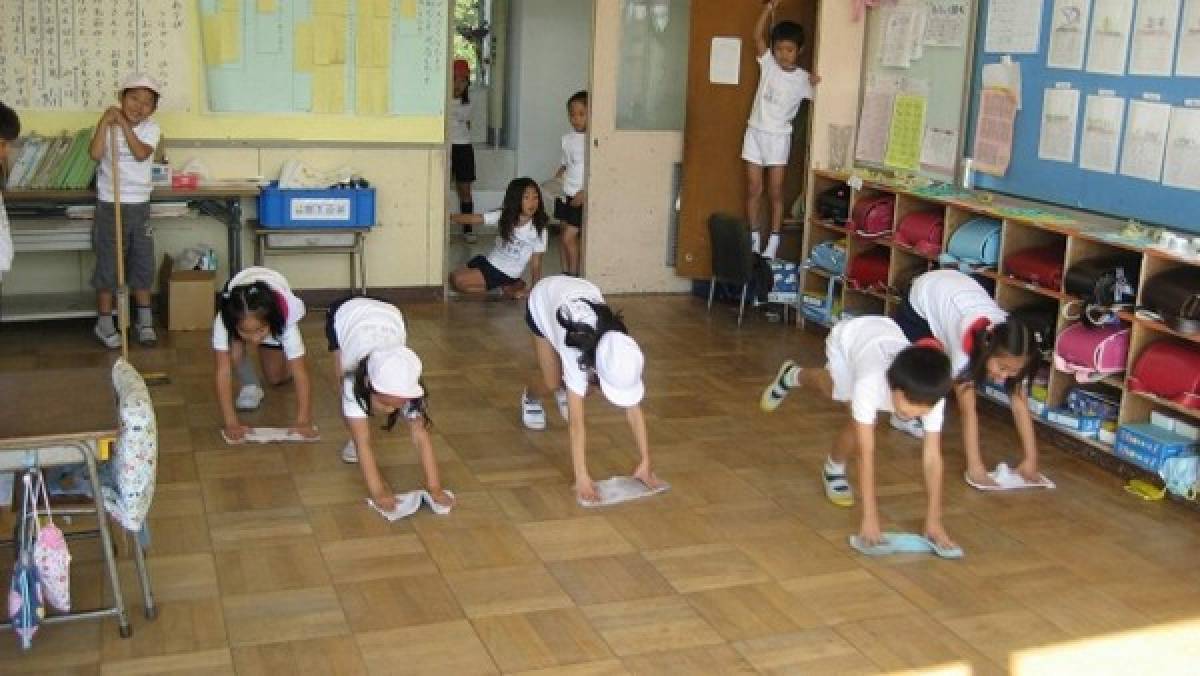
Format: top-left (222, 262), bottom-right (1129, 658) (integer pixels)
top-left (30, 471), bottom-right (71, 613)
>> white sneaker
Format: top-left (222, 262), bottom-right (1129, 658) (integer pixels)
top-left (135, 323), bottom-right (157, 345)
top-left (555, 388), bottom-right (569, 421)
top-left (341, 440), bottom-right (359, 464)
top-left (522, 390), bottom-right (547, 430)
top-left (889, 414), bottom-right (925, 439)
top-left (94, 323), bottom-right (121, 349)
top-left (235, 385), bottom-right (265, 411)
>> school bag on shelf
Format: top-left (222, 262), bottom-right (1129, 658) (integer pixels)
top-left (805, 238), bottom-right (847, 276)
top-left (849, 195), bottom-right (895, 238)
top-left (846, 248), bottom-right (890, 291)
top-left (1005, 243), bottom-right (1066, 290)
top-left (1063, 254), bottom-right (1141, 327)
top-left (1127, 341), bottom-right (1200, 410)
top-left (816, 185), bottom-right (851, 224)
top-left (894, 211), bottom-right (944, 256)
top-left (939, 217), bottom-right (1001, 270)
top-left (1053, 322), bottom-right (1131, 383)
top-left (1009, 305), bottom-right (1059, 358)
top-left (1140, 267), bottom-right (1200, 334)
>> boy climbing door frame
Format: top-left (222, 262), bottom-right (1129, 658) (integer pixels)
top-left (675, 0), bottom-right (819, 278)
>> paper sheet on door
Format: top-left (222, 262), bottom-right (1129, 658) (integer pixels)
top-left (885, 94), bottom-right (928, 171)
top-left (924, 0), bottom-right (970, 47)
top-left (986, 0), bottom-right (1044, 53)
top-left (920, 127), bottom-right (959, 173)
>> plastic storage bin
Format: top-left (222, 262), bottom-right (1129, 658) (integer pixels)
top-left (1115, 423), bottom-right (1198, 472)
top-left (258, 182), bottom-right (376, 228)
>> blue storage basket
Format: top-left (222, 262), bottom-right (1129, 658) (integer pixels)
top-left (1116, 423), bottom-right (1198, 472)
top-left (258, 182), bottom-right (376, 228)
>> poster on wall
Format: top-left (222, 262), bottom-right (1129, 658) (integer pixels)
top-left (1079, 94), bottom-right (1126, 173)
top-left (1177, 0), bottom-right (1200, 76)
top-left (1129, 0), bottom-right (1182, 76)
top-left (924, 0), bottom-right (971, 47)
top-left (972, 88), bottom-right (1018, 175)
top-left (1162, 106), bottom-right (1200, 190)
top-left (921, 126), bottom-right (959, 173)
top-left (881, 7), bottom-right (918, 68)
top-left (1047, 0), bottom-right (1093, 69)
top-left (1086, 0), bottom-right (1136, 75)
top-left (856, 73), bottom-right (901, 163)
top-left (1118, 99), bottom-right (1172, 181)
top-left (885, 93), bottom-right (929, 170)
top-left (1038, 87), bottom-right (1081, 162)
top-left (985, 0), bottom-right (1044, 53)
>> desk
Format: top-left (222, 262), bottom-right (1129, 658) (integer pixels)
top-left (255, 227), bottom-right (370, 295)
top-left (0, 368), bottom-right (153, 639)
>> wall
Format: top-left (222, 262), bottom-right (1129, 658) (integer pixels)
top-left (584, 0), bottom-right (690, 293)
top-left (806, 2), bottom-right (866, 187)
top-left (508, 0), bottom-right (593, 180)
top-left (4, 145), bottom-right (445, 295)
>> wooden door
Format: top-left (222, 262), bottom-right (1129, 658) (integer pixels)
top-left (675, 0), bottom-right (818, 278)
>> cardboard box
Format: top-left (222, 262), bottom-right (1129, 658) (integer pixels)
top-left (159, 255), bottom-right (215, 331)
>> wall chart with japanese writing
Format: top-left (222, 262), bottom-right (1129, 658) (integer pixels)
top-left (967, 0), bottom-right (1200, 232)
top-left (1, 0), bottom-right (449, 143)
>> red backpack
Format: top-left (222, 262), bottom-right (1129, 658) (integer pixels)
top-left (894, 212), bottom-right (944, 256)
top-left (849, 195), bottom-right (895, 238)
top-left (846, 248), bottom-right (889, 291)
top-left (1128, 341), bottom-right (1200, 410)
top-left (1006, 243), bottom-right (1066, 290)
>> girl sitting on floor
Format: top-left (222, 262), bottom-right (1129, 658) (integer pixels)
top-left (449, 177), bottom-right (548, 300)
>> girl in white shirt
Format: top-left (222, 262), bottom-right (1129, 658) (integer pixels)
top-left (213, 267), bottom-right (315, 443)
top-left (449, 177), bottom-right (548, 299)
top-left (326, 297), bottom-right (451, 513)
top-left (898, 270), bottom-right (1042, 488)
top-left (521, 276), bottom-right (665, 503)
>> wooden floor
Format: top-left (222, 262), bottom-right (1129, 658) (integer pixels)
top-left (2, 295), bottom-right (1199, 675)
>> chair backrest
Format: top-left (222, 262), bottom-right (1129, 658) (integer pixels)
top-left (103, 358), bottom-right (158, 533)
top-left (707, 213), bottom-right (754, 284)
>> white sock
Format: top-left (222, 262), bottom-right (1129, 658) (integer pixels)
top-left (763, 233), bottom-right (781, 259)
top-left (135, 305), bottom-right (153, 327)
top-left (825, 456), bottom-right (846, 475)
top-left (750, 231), bottom-right (761, 253)
top-left (97, 313), bottom-right (116, 335)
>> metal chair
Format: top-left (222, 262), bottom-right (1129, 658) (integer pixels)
top-left (707, 213), bottom-right (756, 326)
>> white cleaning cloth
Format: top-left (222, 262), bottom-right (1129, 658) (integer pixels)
top-left (221, 427), bottom-right (321, 445)
top-left (965, 462), bottom-right (1056, 491)
top-left (367, 489), bottom-right (456, 521)
top-left (579, 476), bottom-right (670, 508)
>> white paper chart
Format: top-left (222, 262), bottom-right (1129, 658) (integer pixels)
top-left (1047, 0), bottom-right (1093, 70)
top-left (1178, 0), bottom-right (1200, 76)
top-left (0, 1), bottom-right (192, 112)
top-left (1038, 87), bottom-right (1081, 162)
top-left (1080, 94), bottom-right (1126, 173)
top-left (1129, 0), bottom-right (1181, 76)
top-left (1086, 0), bottom-right (1135, 75)
top-left (1118, 99), bottom-right (1171, 180)
top-left (1163, 106), bottom-right (1200, 190)
top-left (985, 0), bottom-right (1044, 53)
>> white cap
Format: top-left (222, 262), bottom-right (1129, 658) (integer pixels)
top-left (561, 299), bottom-right (598, 327)
top-left (120, 73), bottom-right (162, 95)
top-left (595, 332), bottom-right (645, 407)
top-left (367, 346), bottom-right (424, 399)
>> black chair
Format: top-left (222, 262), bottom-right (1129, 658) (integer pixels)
top-left (707, 213), bottom-right (755, 326)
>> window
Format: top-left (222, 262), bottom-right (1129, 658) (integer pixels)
top-left (616, 0), bottom-right (690, 131)
top-left (454, 0), bottom-right (486, 83)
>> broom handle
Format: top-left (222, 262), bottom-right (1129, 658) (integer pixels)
top-left (110, 125), bottom-right (128, 361)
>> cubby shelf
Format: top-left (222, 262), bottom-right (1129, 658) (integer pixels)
top-left (802, 167), bottom-right (1200, 479)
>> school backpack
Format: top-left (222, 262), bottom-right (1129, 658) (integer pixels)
top-left (939, 217), bottom-right (1001, 269)
top-left (816, 185), bottom-right (851, 224)
top-left (894, 212), bottom-right (943, 256)
top-left (1009, 305), bottom-right (1059, 358)
top-left (1127, 341), bottom-right (1200, 410)
top-left (1140, 267), bottom-right (1200, 334)
top-left (846, 248), bottom-right (889, 291)
top-left (1005, 243), bottom-right (1066, 290)
top-left (849, 195), bottom-right (895, 238)
top-left (1053, 322), bottom-right (1131, 383)
top-left (806, 238), bottom-right (847, 276)
top-left (1063, 254), bottom-right (1141, 326)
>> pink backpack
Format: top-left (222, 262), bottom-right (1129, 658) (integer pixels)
top-left (1053, 323), bottom-right (1130, 383)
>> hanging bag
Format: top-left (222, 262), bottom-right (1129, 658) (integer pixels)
top-left (31, 470), bottom-right (72, 613)
top-left (8, 471), bottom-right (46, 650)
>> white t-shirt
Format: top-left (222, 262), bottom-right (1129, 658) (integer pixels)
top-left (332, 298), bottom-right (409, 418)
top-left (561, 130), bottom-right (587, 197)
top-left (528, 275), bottom-right (605, 398)
top-left (909, 270), bottom-right (1009, 376)
top-left (482, 210), bottom-right (548, 278)
top-left (450, 99), bottom-right (472, 144)
top-left (746, 51), bottom-right (813, 135)
top-left (96, 118), bottom-right (161, 203)
top-left (828, 317), bottom-right (946, 433)
top-left (0, 191), bottom-right (11, 280)
top-left (211, 267), bottom-right (307, 359)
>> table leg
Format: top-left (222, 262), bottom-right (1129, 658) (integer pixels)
top-left (358, 234), bottom-right (367, 294)
top-left (77, 441), bottom-right (132, 638)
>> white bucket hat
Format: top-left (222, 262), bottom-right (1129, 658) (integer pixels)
top-left (595, 332), bottom-right (645, 407)
top-left (367, 346), bottom-right (424, 399)
top-left (120, 73), bottom-right (162, 95)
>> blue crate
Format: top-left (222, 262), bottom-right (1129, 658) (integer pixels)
top-left (1043, 407), bottom-right (1104, 438)
top-left (258, 182), bottom-right (376, 228)
top-left (1116, 424), bottom-right (1198, 472)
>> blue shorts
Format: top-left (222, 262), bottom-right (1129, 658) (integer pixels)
top-left (896, 297), bottom-right (934, 343)
top-left (467, 255), bottom-right (518, 290)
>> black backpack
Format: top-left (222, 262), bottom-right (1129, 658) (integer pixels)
top-left (1064, 254), bottom-right (1141, 326)
top-left (1141, 267), bottom-right (1200, 334)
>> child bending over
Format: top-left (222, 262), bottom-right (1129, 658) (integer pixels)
top-left (761, 316), bottom-right (955, 549)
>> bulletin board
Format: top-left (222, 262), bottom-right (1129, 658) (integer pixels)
top-left (856, 0), bottom-right (978, 182)
top-left (967, 0), bottom-right (1200, 232)
top-left (1, 0), bottom-right (449, 143)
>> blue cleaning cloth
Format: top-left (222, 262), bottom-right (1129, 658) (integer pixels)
top-left (848, 532), bottom-right (964, 559)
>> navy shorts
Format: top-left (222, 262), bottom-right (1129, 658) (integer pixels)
top-left (467, 255), bottom-right (517, 290)
top-left (554, 197), bottom-right (584, 228)
top-left (896, 296), bottom-right (935, 343)
top-left (525, 305), bottom-right (544, 338)
top-left (451, 143), bottom-right (476, 183)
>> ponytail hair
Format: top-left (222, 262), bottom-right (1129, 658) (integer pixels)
top-left (218, 281), bottom-right (285, 341)
top-left (351, 358), bottom-right (433, 431)
top-left (556, 300), bottom-right (627, 372)
top-left (960, 319), bottom-right (1039, 394)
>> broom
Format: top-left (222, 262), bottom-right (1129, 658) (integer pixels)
top-left (109, 125), bottom-right (170, 385)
